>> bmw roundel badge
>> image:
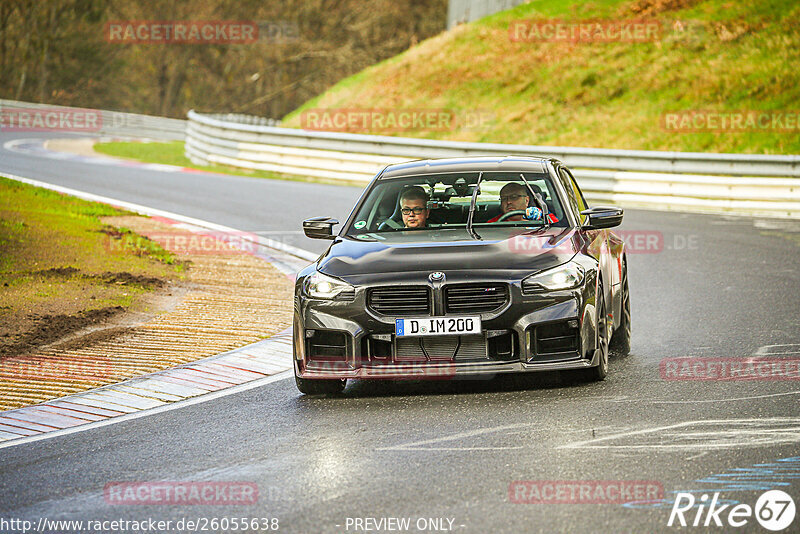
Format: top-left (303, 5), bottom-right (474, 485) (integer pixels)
top-left (429, 272), bottom-right (445, 283)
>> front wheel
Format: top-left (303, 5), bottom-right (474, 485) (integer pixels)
top-left (609, 259), bottom-right (631, 355)
top-left (295, 372), bottom-right (346, 395)
top-left (576, 287), bottom-right (609, 382)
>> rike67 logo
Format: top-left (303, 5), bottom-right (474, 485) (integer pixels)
top-left (668, 490), bottom-right (796, 531)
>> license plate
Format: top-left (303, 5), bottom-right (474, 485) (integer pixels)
top-left (395, 316), bottom-right (482, 337)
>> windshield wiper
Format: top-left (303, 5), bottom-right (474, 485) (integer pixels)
top-left (519, 173), bottom-right (551, 229)
top-left (465, 171), bottom-right (484, 240)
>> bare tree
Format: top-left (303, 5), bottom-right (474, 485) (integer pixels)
top-left (0, 0), bottom-right (447, 118)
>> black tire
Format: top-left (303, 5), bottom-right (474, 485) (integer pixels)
top-left (295, 374), bottom-right (347, 395)
top-left (576, 286), bottom-right (609, 382)
top-left (609, 259), bottom-right (631, 355)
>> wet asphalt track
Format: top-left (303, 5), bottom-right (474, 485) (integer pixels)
top-left (1, 132), bottom-right (799, 533)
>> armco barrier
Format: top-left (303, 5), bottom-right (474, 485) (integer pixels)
top-left (1, 99), bottom-right (185, 140)
top-left (186, 110), bottom-right (800, 218)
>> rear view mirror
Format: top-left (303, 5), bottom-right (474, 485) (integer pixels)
top-left (580, 206), bottom-right (623, 230)
top-left (303, 217), bottom-right (339, 240)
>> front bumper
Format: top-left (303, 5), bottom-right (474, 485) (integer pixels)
top-left (295, 352), bottom-right (604, 380)
top-left (294, 270), bottom-right (599, 380)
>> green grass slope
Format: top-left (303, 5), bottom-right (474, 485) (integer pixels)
top-left (282, 0), bottom-right (800, 154)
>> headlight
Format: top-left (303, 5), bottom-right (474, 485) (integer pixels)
top-left (523, 262), bottom-right (585, 292)
top-left (305, 271), bottom-right (354, 299)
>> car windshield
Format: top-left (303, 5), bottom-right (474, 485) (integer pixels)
top-left (345, 172), bottom-right (565, 238)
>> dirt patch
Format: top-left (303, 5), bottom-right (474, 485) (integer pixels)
top-left (8, 279), bottom-right (191, 357)
top-left (19, 267), bottom-right (163, 288)
top-left (99, 227), bottom-right (126, 239)
top-left (0, 265), bottom-right (172, 357)
top-left (46, 326), bottom-right (135, 352)
top-left (32, 266), bottom-right (81, 278)
top-left (100, 271), bottom-right (165, 288)
top-left (1, 306), bottom-right (125, 359)
top-left (627, 0), bottom-right (701, 16)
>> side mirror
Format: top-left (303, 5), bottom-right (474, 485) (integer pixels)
top-left (580, 206), bottom-right (623, 230)
top-left (303, 217), bottom-right (339, 240)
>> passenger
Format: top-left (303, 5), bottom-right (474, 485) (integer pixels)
top-left (488, 183), bottom-right (558, 223)
top-left (399, 186), bottom-right (430, 229)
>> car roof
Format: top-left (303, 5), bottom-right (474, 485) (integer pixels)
top-left (378, 156), bottom-right (556, 180)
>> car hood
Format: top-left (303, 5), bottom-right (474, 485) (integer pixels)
top-left (317, 227), bottom-right (580, 281)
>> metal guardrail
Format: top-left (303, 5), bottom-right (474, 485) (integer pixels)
top-left (186, 110), bottom-right (800, 218)
top-left (1, 99), bottom-right (185, 141)
top-left (448, 0), bottom-right (528, 29)
top-left (205, 113), bottom-right (281, 128)
top-left (187, 111), bottom-right (800, 177)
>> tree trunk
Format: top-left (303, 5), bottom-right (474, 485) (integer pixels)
top-left (38, 4), bottom-right (56, 102)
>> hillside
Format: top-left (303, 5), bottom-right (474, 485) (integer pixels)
top-left (282, 0), bottom-right (800, 154)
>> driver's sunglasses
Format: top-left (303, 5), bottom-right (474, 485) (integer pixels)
top-left (500, 194), bottom-right (527, 202)
top-left (401, 207), bottom-right (425, 215)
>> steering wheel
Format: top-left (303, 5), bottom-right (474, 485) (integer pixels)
top-left (497, 210), bottom-right (526, 222)
top-left (377, 218), bottom-right (402, 231)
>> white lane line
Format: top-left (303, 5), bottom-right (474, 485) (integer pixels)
top-left (3, 138), bottom-right (54, 151)
top-left (0, 171), bottom-right (318, 262)
top-left (684, 451), bottom-right (709, 461)
top-left (558, 420), bottom-right (732, 450)
top-left (609, 390), bottom-right (800, 404)
top-left (377, 423), bottom-right (536, 451)
top-left (558, 417), bottom-right (800, 451)
top-left (390, 447), bottom-right (525, 451)
top-left (0, 370), bottom-right (292, 451)
top-left (378, 424), bottom-right (619, 452)
top-left (755, 344), bottom-right (800, 356)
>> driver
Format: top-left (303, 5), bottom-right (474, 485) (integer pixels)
top-left (399, 186), bottom-right (430, 228)
top-left (488, 183), bottom-right (532, 222)
top-left (488, 183), bottom-right (558, 223)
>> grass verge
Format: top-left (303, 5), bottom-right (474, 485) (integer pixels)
top-left (93, 140), bottom-right (369, 187)
top-left (0, 176), bottom-right (183, 357)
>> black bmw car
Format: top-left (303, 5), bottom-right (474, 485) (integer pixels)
top-left (294, 156), bottom-right (630, 394)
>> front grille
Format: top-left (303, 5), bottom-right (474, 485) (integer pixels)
top-left (444, 283), bottom-right (508, 314)
top-left (368, 286), bottom-right (431, 316)
top-left (395, 335), bottom-right (487, 361)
